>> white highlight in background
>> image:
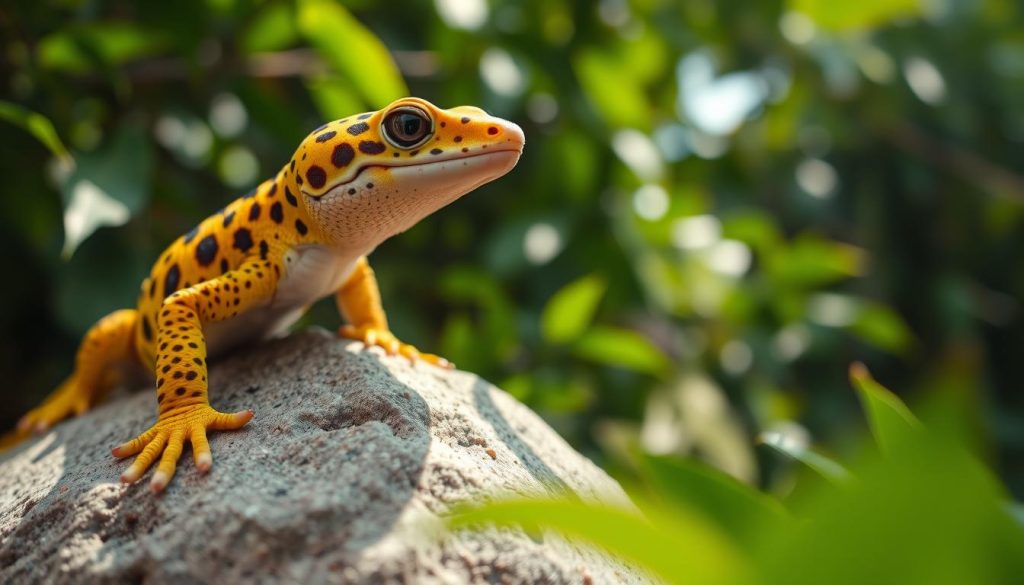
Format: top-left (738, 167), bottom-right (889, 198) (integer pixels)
top-left (434, 0), bottom-right (488, 30)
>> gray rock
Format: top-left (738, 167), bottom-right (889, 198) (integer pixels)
top-left (0, 329), bottom-right (649, 584)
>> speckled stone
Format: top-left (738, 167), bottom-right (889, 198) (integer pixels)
top-left (0, 329), bottom-right (649, 585)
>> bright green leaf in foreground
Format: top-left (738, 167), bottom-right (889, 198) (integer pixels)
top-left (572, 325), bottom-right (670, 375)
top-left (640, 455), bottom-right (790, 546)
top-left (759, 430), bottom-right (851, 483)
top-left (760, 411), bottom-right (1024, 585)
top-left (297, 0), bottom-right (407, 109)
top-left (449, 499), bottom-right (752, 585)
top-left (0, 101), bottom-right (71, 162)
top-left (849, 362), bottom-right (920, 454)
top-left (790, 0), bottom-right (921, 31)
top-left (541, 274), bottom-right (606, 344)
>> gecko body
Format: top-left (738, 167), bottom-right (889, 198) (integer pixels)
top-left (17, 97), bottom-right (524, 492)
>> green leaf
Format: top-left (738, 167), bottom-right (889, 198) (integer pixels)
top-left (573, 50), bottom-right (650, 129)
top-left (297, 0), bottom-right (407, 109)
top-left (849, 362), bottom-right (921, 454)
top-left (640, 455), bottom-right (790, 546)
top-left (849, 302), bottom-right (915, 354)
top-left (37, 23), bottom-right (165, 73)
top-left (768, 233), bottom-right (865, 288)
top-left (759, 430), bottom-right (851, 483)
top-left (449, 499), bottom-right (751, 585)
top-left (760, 411), bottom-right (1024, 585)
top-left (61, 126), bottom-right (153, 258)
top-left (242, 2), bottom-right (299, 53)
top-left (572, 325), bottom-right (671, 375)
top-left (306, 76), bottom-right (364, 121)
top-left (790, 0), bottom-right (921, 31)
top-left (541, 274), bottom-right (606, 344)
top-left (0, 101), bottom-right (71, 161)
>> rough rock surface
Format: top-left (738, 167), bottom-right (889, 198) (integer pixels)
top-left (0, 329), bottom-right (648, 584)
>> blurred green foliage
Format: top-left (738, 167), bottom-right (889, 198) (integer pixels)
top-left (2, 0), bottom-right (1023, 520)
top-left (452, 368), bottom-right (1024, 584)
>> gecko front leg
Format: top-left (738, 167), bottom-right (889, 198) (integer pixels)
top-left (336, 257), bottom-right (451, 368)
top-left (113, 255), bottom-right (282, 492)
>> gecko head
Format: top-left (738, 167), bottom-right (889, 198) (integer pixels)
top-left (289, 97), bottom-right (524, 252)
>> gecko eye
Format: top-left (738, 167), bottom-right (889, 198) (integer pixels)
top-left (381, 106), bottom-right (433, 149)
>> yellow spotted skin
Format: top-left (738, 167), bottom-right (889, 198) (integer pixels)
top-left (14, 97), bottom-right (524, 492)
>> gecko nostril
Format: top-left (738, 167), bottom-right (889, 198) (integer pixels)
top-left (487, 127), bottom-right (499, 135)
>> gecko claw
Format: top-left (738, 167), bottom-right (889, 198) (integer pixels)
top-left (338, 325), bottom-right (452, 369)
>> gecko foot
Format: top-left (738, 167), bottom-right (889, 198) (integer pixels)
top-left (338, 325), bottom-right (453, 369)
top-left (17, 376), bottom-right (90, 434)
top-left (112, 405), bottom-right (253, 493)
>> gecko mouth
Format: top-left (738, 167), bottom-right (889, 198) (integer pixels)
top-left (300, 148), bottom-right (522, 200)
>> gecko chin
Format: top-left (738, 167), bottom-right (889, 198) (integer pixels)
top-left (303, 149), bottom-right (521, 252)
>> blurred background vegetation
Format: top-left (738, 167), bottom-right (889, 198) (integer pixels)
top-left (1, 0), bottom-right (1023, 511)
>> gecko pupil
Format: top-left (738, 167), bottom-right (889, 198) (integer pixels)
top-left (382, 107), bottom-right (432, 149)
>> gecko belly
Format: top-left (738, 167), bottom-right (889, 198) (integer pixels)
top-left (203, 245), bottom-right (356, 358)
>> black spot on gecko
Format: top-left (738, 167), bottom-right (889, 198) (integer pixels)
top-left (268, 183), bottom-right (278, 197)
top-left (347, 122), bottom-right (369, 136)
top-left (249, 202), bottom-right (260, 221)
top-left (306, 166), bottom-right (326, 189)
top-left (149, 278), bottom-right (156, 298)
top-left (259, 240), bottom-right (269, 260)
top-left (461, 117), bottom-right (470, 124)
top-left (164, 264), bottom-right (180, 298)
top-left (359, 141), bottom-right (386, 154)
top-left (315, 130), bottom-right (337, 143)
top-left (222, 211), bottom-right (235, 228)
top-left (357, 113), bottom-right (372, 120)
top-left (332, 143), bottom-right (354, 167)
top-left (295, 219), bottom-right (308, 236)
top-left (454, 136), bottom-right (462, 142)
top-left (176, 387), bottom-right (186, 396)
top-left (430, 148), bottom-right (443, 155)
top-left (233, 228), bottom-right (253, 252)
top-left (142, 317), bottom-right (153, 341)
top-left (195, 235), bottom-right (219, 267)
top-left (186, 371), bottom-right (197, 381)
top-left (290, 159), bottom-right (296, 172)
top-left (270, 202), bottom-right (283, 224)
top-left (220, 258), bottom-right (229, 274)
top-left (285, 187), bottom-right (298, 207)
